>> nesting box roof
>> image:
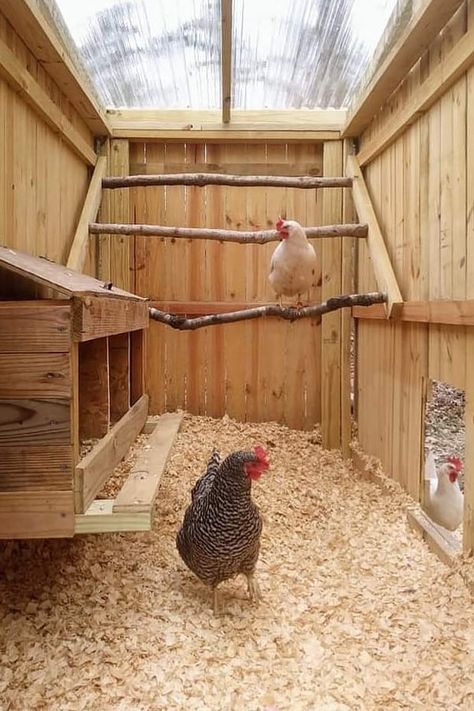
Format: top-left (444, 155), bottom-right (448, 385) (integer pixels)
top-left (0, 246), bottom-right (146, 301)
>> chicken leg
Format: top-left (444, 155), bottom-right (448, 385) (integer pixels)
top-left (246, 573), bottom-right (262, 603)
top-left (212, 586), bottom-right (222, 616)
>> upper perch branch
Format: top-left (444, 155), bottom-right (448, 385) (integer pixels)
top-left (102, 173), bottom-right (353, 190)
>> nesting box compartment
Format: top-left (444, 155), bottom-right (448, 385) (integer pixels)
top-left (0, 246), bottom-right (149, 539)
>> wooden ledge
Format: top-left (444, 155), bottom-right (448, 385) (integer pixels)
top-left (407, 507), bottom-right (461, 567)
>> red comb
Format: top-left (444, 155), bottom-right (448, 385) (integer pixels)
top-left (448, 456), bottom-right (462, 471)
top-left (275, 217), bottom-right (285, 231)
top-left (254, 445), bottom-right (268, 464)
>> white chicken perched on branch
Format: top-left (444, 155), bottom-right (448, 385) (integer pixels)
top-left (423, 450), bottom-right (464, 531)
top-left (268, 218), bottom-right (318, 306)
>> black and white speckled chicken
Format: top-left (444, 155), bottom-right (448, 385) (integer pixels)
top-left (176, 446), bottom-right (270, 614)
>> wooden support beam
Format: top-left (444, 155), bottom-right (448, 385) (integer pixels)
top-left (321, 141), bottom-right (344, 451)
top-left (352, 300), bottom-right (474, 326)
top-left (109, 128), bottom-right (342, 143)
top-left (357, 26), bottom-right (474, 165)
top-left (407, 507), bottom-right (461, 567)
top-left (113, 412), bottom-right (183, 513)
top-left (89, 223), bottom-right (367, 242)
top-left (149, 293), bottom-right (386, 330)
top-left (347, 155), bottom-right (403, 316)
top-left (221, 0), bottom-right (232, 123)
top-left (75, 499), bottom-right (151, 534)
top-left (108, 140), bottom-right (131, 291)
top-left (464, 330), bottom-right (474, 555)
top-left (67, 156), bottom-right (108, 272)
top-left (343, 0), bottom-right (465, 137)
top-left (0, 35), bottom-right (96, 165)
top-left (71, 297), bottom-right (149, 341)
top-left (0, 0), bottom-right (110, 135)
top-left (75, 394), bottom-right (148, 513)
top-left (103, 173), bottom-right (352, 189)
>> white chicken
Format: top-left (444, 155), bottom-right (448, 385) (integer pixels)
top-left (423, 450), bottom-right (464, 531)
top-left (268, 218), bottom-right (317, 306)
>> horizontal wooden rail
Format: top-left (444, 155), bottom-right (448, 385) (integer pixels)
top-left (102, 173), bottom-right (352, 189)
top-left (352, 300), bottom-right (474, 326)
top-left (89, 222), bottom-right (368, 243)
top-left (149, 292), bottom-right (387, 330)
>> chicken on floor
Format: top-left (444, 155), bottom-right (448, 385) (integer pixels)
top-left (423, 450), bottom-right (464, 531)
top-left (268, 217), bottom-right (318, 306)
top-left (176, 446), bottom-right (269, 614)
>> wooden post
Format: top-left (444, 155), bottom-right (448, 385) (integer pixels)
top-left (464, 330), bottom-right (474, 555)
top-left (100, 139), bottom-right (131, 290)
top-left (341, 139), bottom-right (355, 457)
top-left (321, 141), bottom-right (344, 450)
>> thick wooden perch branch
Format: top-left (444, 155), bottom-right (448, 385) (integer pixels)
top-left (102, 173), bottom-right (352, 190)
top-left (90, 223), bottom-right (368, 243)
top-left (149, 292), bottom-right (387, 330)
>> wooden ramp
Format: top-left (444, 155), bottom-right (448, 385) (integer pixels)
top-left (75, 413), bottom-right (183, 534)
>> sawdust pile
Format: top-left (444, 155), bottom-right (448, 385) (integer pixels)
top-left (1, 414), bottom-right (473, 710)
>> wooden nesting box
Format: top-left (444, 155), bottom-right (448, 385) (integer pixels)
top-left (0, 246), bottom-right (149, 539)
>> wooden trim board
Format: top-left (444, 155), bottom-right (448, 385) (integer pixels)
top-left (75, 394), bottom-right (149, 512)
top-left (71, 297), bottom-right (149, 341)
top-left (221, 0), bottom-right (232, 123)
top-left (67, 156), bottom-right (108, 272)
top-left (347, 155), bottom-right (403, 316)
top-left (352, 300), bottom-right (474, 325)
top-left (0, 35), bottom-right (96, 165)
top-left (358, 26), bottom-right (474, 165)
top-left (344, 0), bottom-right (465, 137)
top-left (75, 499), bottom-right (151, 534)
top-left (0, 0), bottom-right (110, 135)
top-left (113, 412), bottom-right (183, 513)
top-left (407, 507), bottom-right (461, 567)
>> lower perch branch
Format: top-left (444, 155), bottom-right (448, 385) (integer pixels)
top-left (149, 292), bottom-right (387, 330)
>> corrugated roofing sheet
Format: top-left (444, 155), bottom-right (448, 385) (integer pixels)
top-left (54, 0), bottom-right (397, 109)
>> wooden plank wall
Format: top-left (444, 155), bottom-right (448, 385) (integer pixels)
top-left (0, 10), bottom-right (92, 265)
top-left (124, 140), bottom-right (345, 430)
top-left (356, 1), bottom-right (473, 500)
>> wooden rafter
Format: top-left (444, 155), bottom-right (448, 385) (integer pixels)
top-left (357, 25), bottom-right (474, 165)
top-left (221, 0), bottom-right (232, 123)
top-left (346, 155), bottom-right (403, 317)
top-left (0, 0), bottom-right (110, 135)
top-left (67, 155), bottom-right (108, 272)
top-left (343, 0), bottom-right (465, 138)
top-left (89, 223), bottom-right (367, 242)
top-left (0, 35), bottom-right (96, 165)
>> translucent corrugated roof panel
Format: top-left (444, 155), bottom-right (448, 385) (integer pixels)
top-left (54, 0), bottom-right (397, 109)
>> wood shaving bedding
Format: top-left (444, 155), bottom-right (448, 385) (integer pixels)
top-left (0, 413), bottom-right (473, 711)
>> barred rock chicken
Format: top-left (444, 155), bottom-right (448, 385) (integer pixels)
top-left (176, 446), bottom-right (269, 614)
top-left (423, 450), bottom-right (464, 531)
top-left (268, 217), bottom-right (317, 305)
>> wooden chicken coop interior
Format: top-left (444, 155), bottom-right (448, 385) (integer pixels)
top-left (0, 0), bottom-right (473, 564)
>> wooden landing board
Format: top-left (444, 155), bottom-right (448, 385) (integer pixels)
top-left (407, 507), bottom-right (461, 567)
top-left (113, 412), bottom-right (183, 513)
top-left (74, 499), bottom-right (151, 534)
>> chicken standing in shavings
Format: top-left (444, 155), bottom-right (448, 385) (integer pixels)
top-left (176, 446), bottom-right (270, 614)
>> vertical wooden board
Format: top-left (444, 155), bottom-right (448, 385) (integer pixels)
top-left (162, 143), bottom-right (188, 411)
top-left (222, 144), bottom-right (249, 421)
top-left (341, 140), bottom-right (355, 455)
top-left (406, 323), bottom-right (428, 500)
top-left (262, 143), bottom-right (289, 425)
top-left (223, 322), bottom-right (247, 420)
top-left (464, 328), bottom-right (474, 554)
top-left (144, 323), bottom-right (165, 413)
top-left (109, 139), bottom-right (131, 291)
top-left (451, 75), bottom-right (467, 300)
top-left (404, 122), bottom-right (422, 300)
top-left (468, 65), bottom-right (474, 299)
top-left (79, 338), bottom-right (109, 439)
top-left (185, 144), bottom-right (206, 415)
top-left (394, 136), bottom-right (405, 291)
top-left (440, 91), bottom-right (454, 299)
top-left (418, 115), bottom-right (431, 302)
top-left (321, 141), bottom-right (343, 449)
top-left (109, 332), bottom-right (130, 422)
top-left (204, 144), bottom-right (226, 418)
top-left (244, 143), bottom-right (268, 423)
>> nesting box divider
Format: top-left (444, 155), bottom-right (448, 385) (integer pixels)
top-left (109, 332), bottom-right (131, 423)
